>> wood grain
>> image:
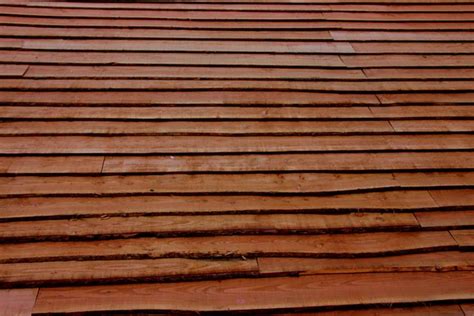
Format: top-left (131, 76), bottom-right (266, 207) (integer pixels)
top-left (258, 251), bottom-right (474, 274)
top-left (0, 231), bottom-right (456, 263)
top-left (32, 271), bottom-right (474, 313)
top-left (0, 258), bottom-right (258, 287)
top-left (0, 213), bottom-right (418, 241)
top-left (0, 191), bottom-right (438, 220)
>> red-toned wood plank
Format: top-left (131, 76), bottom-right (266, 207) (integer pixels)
top-left (21, 39), bottom-right (355, 53)
top-left (323, 11), bottom-right (474, 21)
top-left (378, 93), bottom-right (474, 105)
top-left (451, 230), bottom-right (474, 247)
top-left (0, 120), bottom-right (394, 136)
top-left (1, 16), bottom-right (473, 30)
top-left (341, 54), bottom-right (474, 67)
top-left (390, 120), bottom-right (474, 132)
top-left (0, 51), bottom-right (345, 67)
top-left (0, 191), bottom-right (438, 220)
top-left (258, 251), bottom-right (474, 274)
top-left (0, 173), bottom-right (401, 197)
top-left (0, 156), bottom-right (104, 174)
top-left (370, 106), bottom-right (474, 119)
top-left (332, 30), bottom-right (474, 41)
top-left (365, 68), bottom-right (474, 79)
top-left (32, 272), bottom-right (474, 313)
top-left (0, 25), bottom-right (333, 40)
top-left (394, 172), bottom-right (474, 188)
top-left (23, 66), bottom-right (365, 80)
top-left (415, 210), bottom-right (474, 228)
top-left (1, 135), bottom-right (473, 154)
top-left (102, 152), bottom-right (474, 173)
top-left (0, 213), bottom-right (418, 242)
top-left (2, 79), bottom-right (474, 92)
top-left (352, 42), bottom-right (474, 53)
top-left (0, 106), bottom-right (376, 120)
top-left (429, 189), bottom-right (474, 207)
top-left (461, 304), bottom-right (474, 316)
top-left (0, 65), bottom-right (28, 77)
top-left (0, 258), bottom-right (258, 287)
top-left (0, 288), bottom-right (38, 316)
top-left (274, 305), bottom-right (465, 316)
top-left (0, 91), bottom-right (378, 105)
top-left (0, 231), bottom-right (457, 263)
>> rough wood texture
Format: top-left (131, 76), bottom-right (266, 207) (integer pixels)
top-left (2, 0), bottom-right (474, 314)
top-left (32, 272), bottom-right (474, 313)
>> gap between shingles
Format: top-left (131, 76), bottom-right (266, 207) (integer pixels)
top-left (100, 156), bottom-right (106, 174)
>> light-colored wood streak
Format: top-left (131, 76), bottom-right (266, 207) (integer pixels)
top-left (0, 231), bottom-right (457, 263)
top-left (32, 271), bottom-right (474, 313)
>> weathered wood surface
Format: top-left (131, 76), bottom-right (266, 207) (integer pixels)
top-left (1, 0), bottom-right (474, 314)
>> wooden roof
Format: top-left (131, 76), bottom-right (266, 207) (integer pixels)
top-left (0, 0), bottom-right (474, 314)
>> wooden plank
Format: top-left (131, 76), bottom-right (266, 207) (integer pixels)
top-left (415, 210), bottom-right (474, 228)
top-left (0, 258), bottom-right (258, 287)
top-left (0, 26), bottom-right (333, 40)
top-left (0, 288), bottom-right (38, 316)
top-left (1, 16), bottom-right (473, 30)
top-left (352, 42), bottom-right (474, 53)
top-left (394, 172), bottom-right (474, 189)
top-left (0, 51), bottom-right (345, 67)
top-left (0, 213), bottom-right (418, 242)
top-left (0, 231), bottom-right (457, 263)
top-left (332, 30), bottom-right (474, 41)
top-left (0, 91), bottom-right (378, 105)
top-left (1, 135), bottom-right (473, 154)
top-left (102, 152), bottom-right (474, 173)
top-left (461, 304), bottom-right (474, 316)
top-left (0, 120), bottom-right (394, 136)
top-left (0, 106), bottom-right (376, 120)
top-left (365, 68), bottom-right (474, 79)
top-left (8, 2), bottom-right (474, 12)
top-left (2, 106), bottom-right (473, 120)
top-left (0, 156), bottom-right (104, 174)
top-left (428, 189), bottom-right (474, 207)
top-left (0, 173), bottom-right (401, 197)
top-left (2, 120), bottom-right (473, 136)
top-left (23, 67), bottom-right (366, 80)
top-left (274, 305), bottom-right (465, 316)
top-left (451, 230), bottom-right (474, 247)
top-left (378, 93), bottom-right (474, 105)
top-left (0, 152), bottom-right (462, 175)
top-left (341, 54), bottom-right (474, 67)
top-left (0, 191), bottom-right (439, 220)
top-left (0, 65), bottom-right (28, 77)
top-left (21, 39), bottom-right (355, 53)
top-left (3, 79), bottom-right (474, 92)
top-left (390, 120), bottom-right (474, 132)
top-left (2, 173), bottom-right (471, 197)
top-left (32, 271), bottom-right (474, 313)
top-left (323, 11), bottom-right (474, 21)
top-left (258, 251), bottom-right (474, 274)
top-left (370, 106), bottom-right (474, 119)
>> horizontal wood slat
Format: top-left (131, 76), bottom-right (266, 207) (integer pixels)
top-left (0, 231), bottom-right (457, 263)
top-left (31, 271), bottom-right (474, 313)
top-left (0, 213), bottom-right (419, 242)
top-left (0, 190), bottom-right (440, 220)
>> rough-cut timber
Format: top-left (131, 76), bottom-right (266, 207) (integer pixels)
top-left (1, 0), bottom-right (473, 315)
